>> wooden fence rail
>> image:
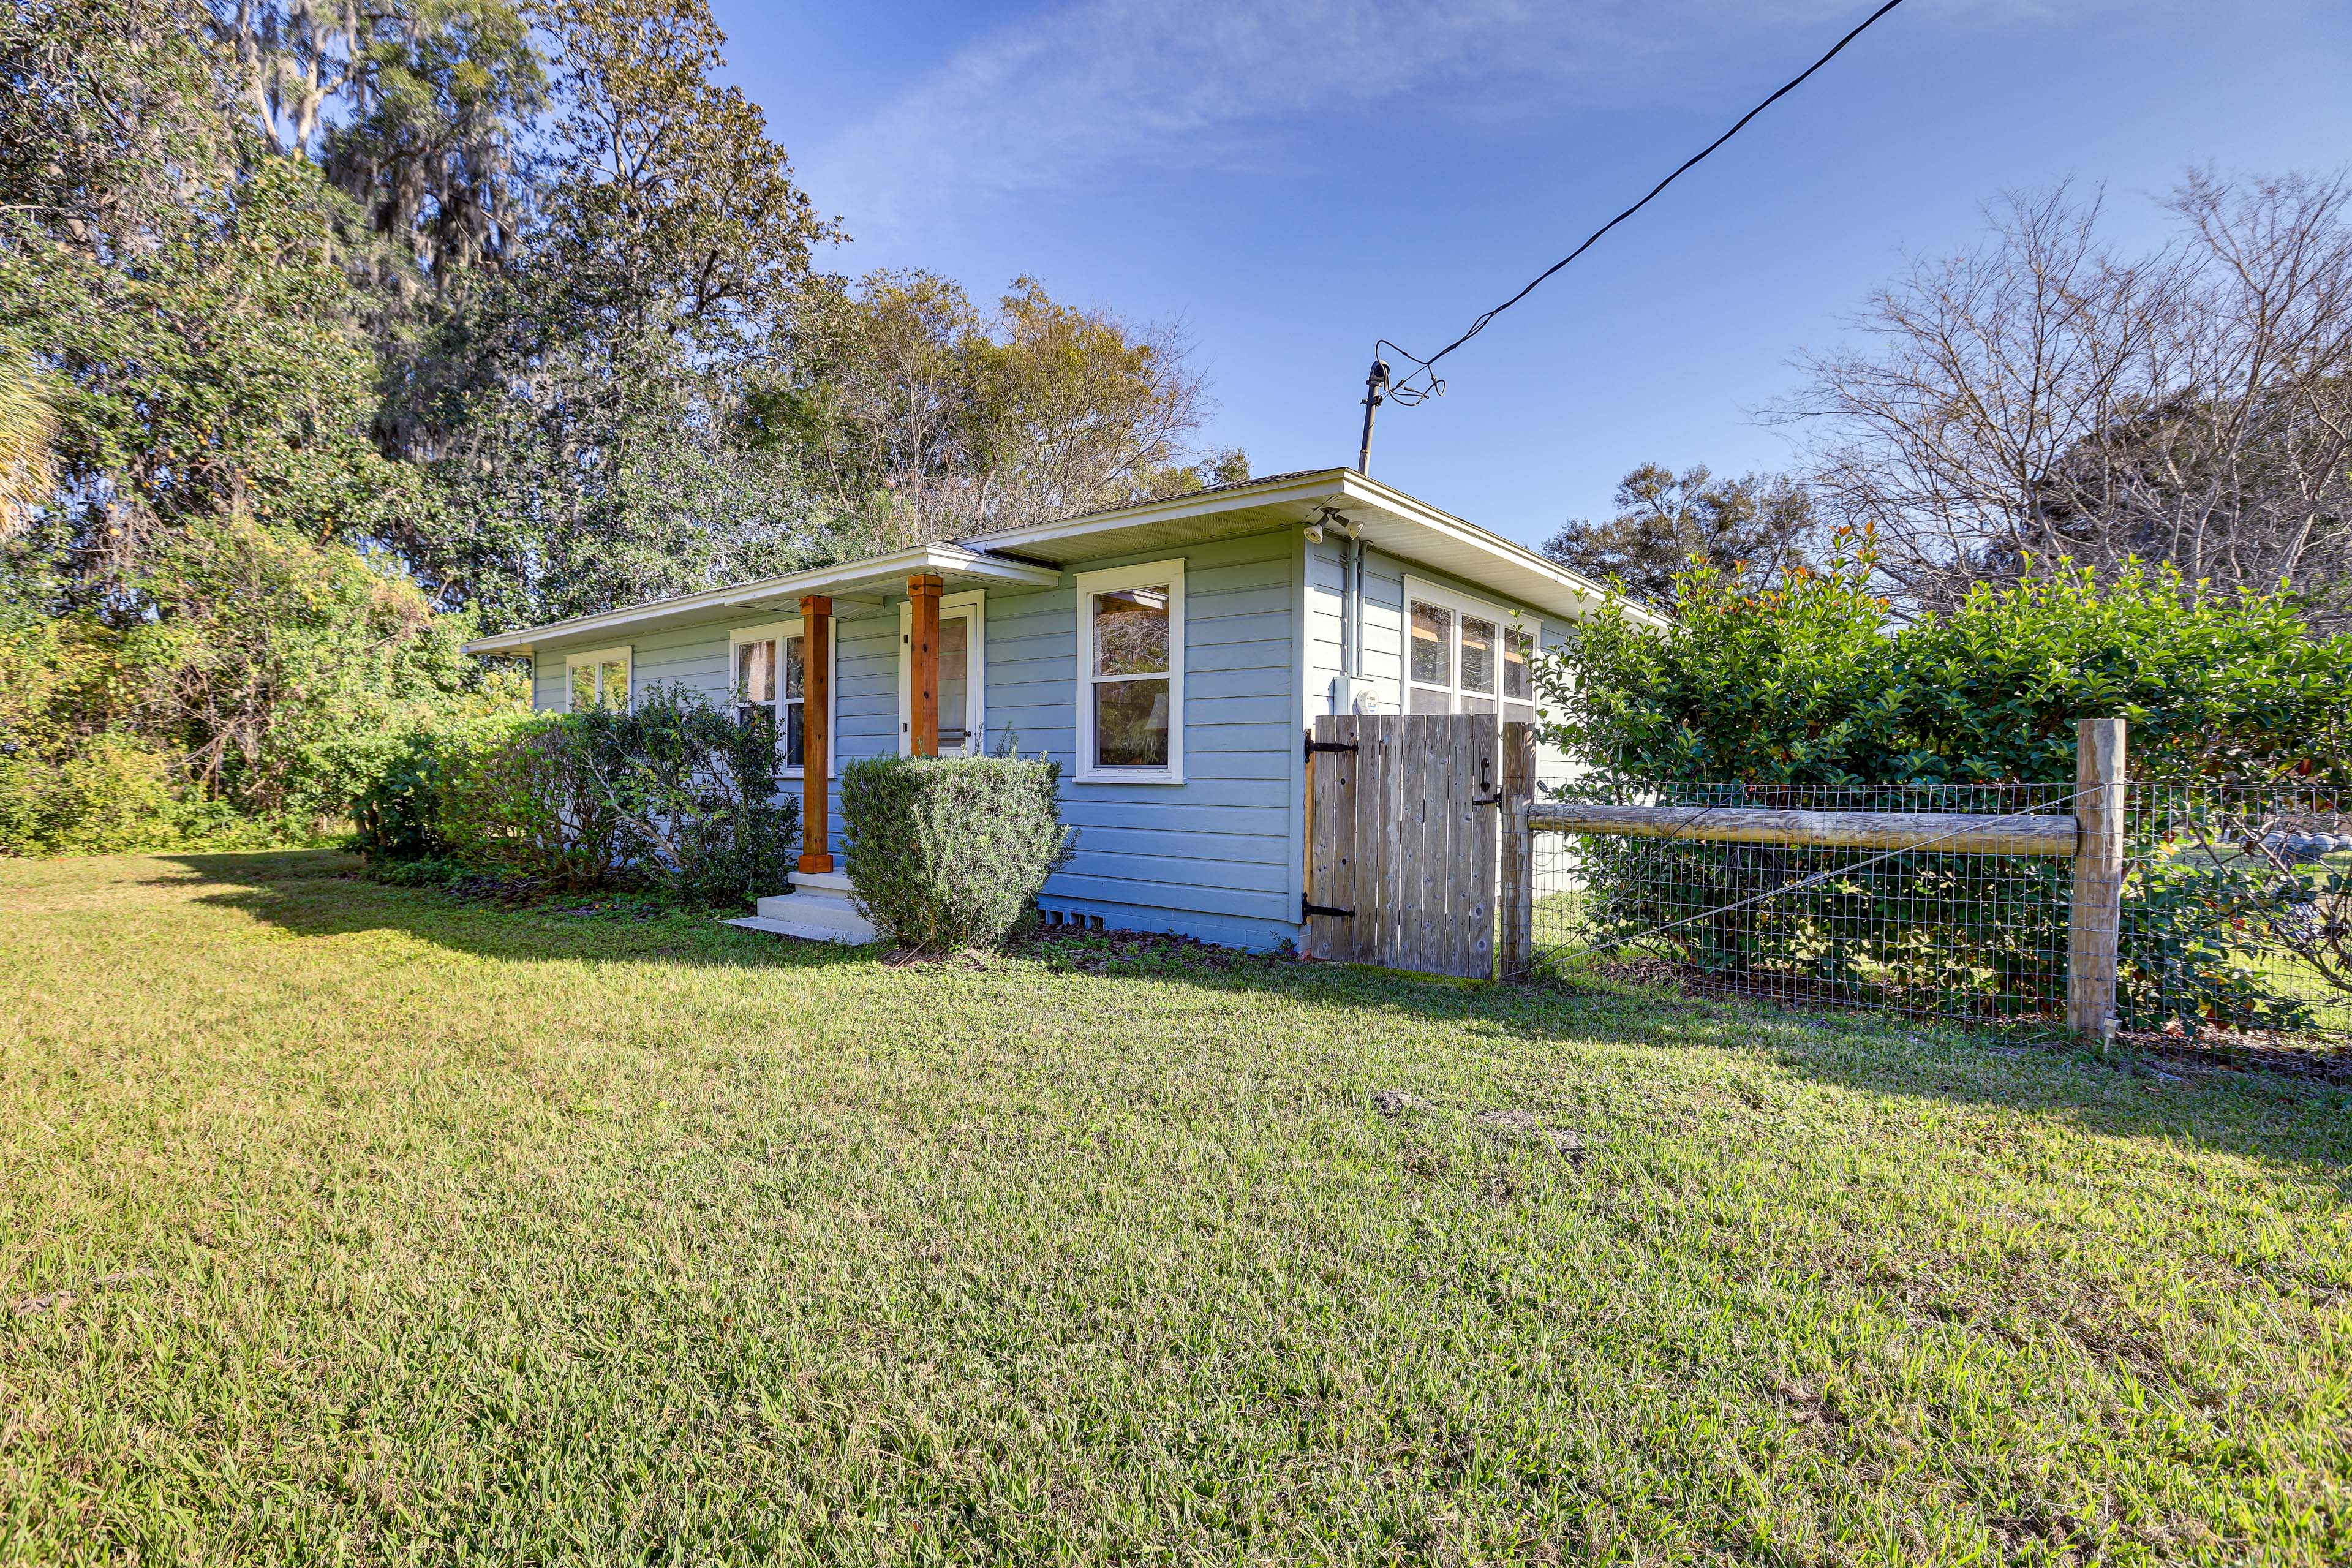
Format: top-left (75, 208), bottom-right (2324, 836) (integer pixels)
top-left (1496, 717), bottom-right (2124, 1044)
top-left (1525, 803), bottom-right (2075, 856)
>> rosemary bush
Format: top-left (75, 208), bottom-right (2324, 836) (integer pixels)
top-left (839, 754), bottom-right (1072, 953)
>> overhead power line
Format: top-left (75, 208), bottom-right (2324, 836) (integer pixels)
top-left (1356, 0), bottom-right (1912, 473)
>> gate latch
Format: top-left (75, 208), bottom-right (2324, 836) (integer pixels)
top-left (1305, 737), bottom-right (1359, 760)
top-left (1302, 897), bottom-right (1355, 920)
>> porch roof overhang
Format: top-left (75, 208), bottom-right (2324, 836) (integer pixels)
top-left (465, 467), bottom-right (1656, 660)
top-left (953, 467), bottom-right (1653, 627)
top-left (461, 541), bottom-right (1061, 657)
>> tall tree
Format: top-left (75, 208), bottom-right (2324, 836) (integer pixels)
top-left (0, 1), bottom-right (406, 592)
top-left (420, 0), bottom-right (842, 623)
top-left (1784, 173), bottom-right (2352, 623)
top-left (316, 0), bottom-right (543, 290)
top-left (0, 0), bottom-right (239, 257)
top-left (767, 270), bottom-right (1242, 548)
top-left (1542, 463), bottom-right (1815, 609)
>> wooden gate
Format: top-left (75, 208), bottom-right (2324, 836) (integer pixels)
top-left (1303, 714), bottom-right (1501, 978)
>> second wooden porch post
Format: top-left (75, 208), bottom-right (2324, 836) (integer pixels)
top-left (797, 594), bottom-right (832, 875)
top-left (908, 573), bottom-right (943, 756)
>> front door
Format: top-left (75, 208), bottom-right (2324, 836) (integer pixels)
top-left (899, 593), bottom-right (984, 756)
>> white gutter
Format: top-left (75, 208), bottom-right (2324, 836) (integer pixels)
top-left (461, 541), bottom-right (1062, 657)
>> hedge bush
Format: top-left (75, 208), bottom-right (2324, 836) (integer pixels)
top-left (1542, 543), bottom-right (2352, 786)
top-left (352, 686), bottom-right (796, 908)
top-left (839, 754), bottom-right (1072, 953)
top-left (1539, 543), bottom-right (2352, 1033)
top-left (569, 685), bottom-right (798, 907)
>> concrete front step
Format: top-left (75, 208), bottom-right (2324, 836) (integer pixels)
top-left (730, 870), bottom-right (878, 945)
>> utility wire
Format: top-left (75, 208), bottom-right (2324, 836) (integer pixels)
top-left (1374, 0), bottom-right (1911, 408)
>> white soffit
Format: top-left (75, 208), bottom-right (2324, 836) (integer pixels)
top-left (467, 469), bottom-right (1645, 659)
top-left (461, 543), bottom-right (1060, 657)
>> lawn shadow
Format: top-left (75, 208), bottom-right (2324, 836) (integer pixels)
top-left (1028, 929), bottom-right (2352, 1185)
top-left (157, 852), bottom-right (2351, 1185)
top-left (152, 850), bottom-right (878, 978)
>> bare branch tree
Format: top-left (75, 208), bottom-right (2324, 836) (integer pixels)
top-left (1780, 173), bottom-right (2352, 624)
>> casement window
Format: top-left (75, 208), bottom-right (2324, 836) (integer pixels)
top-left (898, 590), bottom-right (986, 756)
top-left (730, 620), bottom-right (836, 777)
top-left (565, 647), bottom-right (631, 712)
top-left (1074, 559), bottom-right (1185, 783)
top-left (1404, 578), bottom-right (1538, 727)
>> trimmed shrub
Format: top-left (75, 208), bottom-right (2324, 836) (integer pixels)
top-left (839, 754), bottom-right (1072, 952)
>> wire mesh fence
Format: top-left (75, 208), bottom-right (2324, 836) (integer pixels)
top-left (2124, 780), bottom-right (2352, 1039)
top-left (1527, 777), bottom-right (2352, 1042)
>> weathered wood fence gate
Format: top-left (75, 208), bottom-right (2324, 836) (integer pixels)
top-left (1303, 715), bottom-right (2129, 1041)
top-left (1302, 714), bottom-right (1501, 979)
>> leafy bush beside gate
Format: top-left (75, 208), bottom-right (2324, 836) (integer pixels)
top-left (839, 754), bottom-right (1072, 953)
top-left (1537, 545), bottom-right (2352, 1034)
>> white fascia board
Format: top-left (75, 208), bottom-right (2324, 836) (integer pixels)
top-left (1329, 472), bottom-right (1667, 628)
top-left (953, 466), bottom-right (1661, 629)
top-left (956, 470), bottom-right (1354, 556)
top-left (462, 543), bottom-right (1060, 657)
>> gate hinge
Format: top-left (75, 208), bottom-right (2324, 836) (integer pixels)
top-left (1472, 793), bottom-right (1505, 807)
top-left (1305, 737), bottom-right (1359, 760)
top-left (1302, 897), bottom-right (1355, 920)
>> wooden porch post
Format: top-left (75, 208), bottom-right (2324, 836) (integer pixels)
top-left (908, 574), bottom-right (943, 756)
top-left (797, 595), bottom-right (833, 875)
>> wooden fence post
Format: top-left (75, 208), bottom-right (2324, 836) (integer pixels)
top-left (1497, 720), bottom-right (1536, 981)
top-left (2067, 717), bottom-right (2126, 1045)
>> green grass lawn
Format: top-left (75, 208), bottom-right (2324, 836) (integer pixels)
top-left (2, 852), bottom-right (2348, 1564)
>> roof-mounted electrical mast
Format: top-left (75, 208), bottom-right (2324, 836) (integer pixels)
top-left (1355, 357), bottom-right (1389, 475)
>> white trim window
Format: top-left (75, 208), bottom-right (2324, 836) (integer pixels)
top-left (898, 590), bottom-right (986, 756)
top-left (565, 646), bottom-right (632, 712)
top-left (730, 619), bottom-right (837, 777)
top-left (1404, 578), bottom-right (1538, 727)
top-left (1075, 559), bottom-right (1185, 783)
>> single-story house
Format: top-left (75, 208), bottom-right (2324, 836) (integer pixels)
top-left (463, 466), bottom-right (1618, 949)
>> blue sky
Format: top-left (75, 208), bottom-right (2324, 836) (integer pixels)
top-left (712, 0), bottom-right (2352, 551)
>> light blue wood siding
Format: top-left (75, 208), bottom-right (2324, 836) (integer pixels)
top-left (982, 530), bottom-right (1304, 949)
top-left (1302, 538), bottom-right (1582, 785)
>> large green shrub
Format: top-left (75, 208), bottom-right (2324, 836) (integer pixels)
top-left (1540, 543), bottom-right (2352, 1031)
top-left (360, 686), bottom-right (797, 907)
top-left (1544, 540), bottom-right (2352, 786)
top-left (839, 754), bottom-right (1072, 953)
top-left (568, 685), bottom-right (798, 907)
top-left (426, 714), bottom-right (626, 888)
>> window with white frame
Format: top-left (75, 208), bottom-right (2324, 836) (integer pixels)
top-left (730, 620), bottom-right (835, 775)
top-left (1075, 559), bottom-right (1185, 782)
top-left (897, 590), bottom-right (986, 756)
top-left (565, 647), bottom-right (631, 712)
top-left (1404, 579), bottom-right (1538, 727)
